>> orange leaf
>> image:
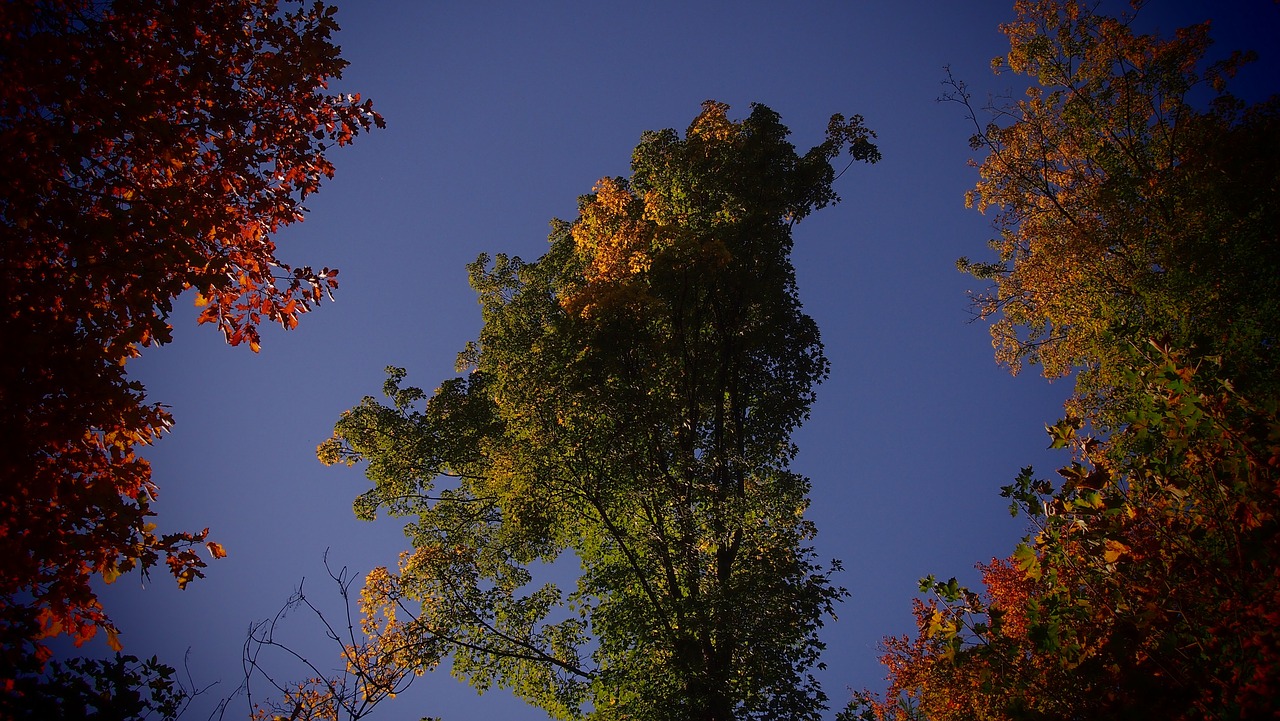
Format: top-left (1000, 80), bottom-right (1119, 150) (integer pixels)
top-left (207, 541), bottom-right (228, 559)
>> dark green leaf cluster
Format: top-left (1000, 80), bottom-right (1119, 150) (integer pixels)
top-left (1, 654), bottom-right (188, 721)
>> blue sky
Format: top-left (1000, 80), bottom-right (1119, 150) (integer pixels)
top-left (67, 1), bottom-right (1280, 718)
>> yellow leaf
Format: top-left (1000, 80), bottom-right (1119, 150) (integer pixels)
top-left (926, 610), bottom-right (946, 638)
top-left (1103, 539), bottom-right (1127, 564)
top-left (102, 564), bottom-right (121, 584)
top-left (194, 292), bottom-right (208, 307)
top-left (106, 627), bottom-right (122, 652)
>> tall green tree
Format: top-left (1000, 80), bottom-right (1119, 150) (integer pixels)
top-left (318, 101), bottom-right (879, 720)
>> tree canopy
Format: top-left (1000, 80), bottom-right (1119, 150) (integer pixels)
top-left (852, 2), bottom-right (1280, 719)
top-left (952, 0), bottom-right (1279, 421)
top-left (0, 0), bottom-right (382, 689)
top-left (318, 100), bottom-right (879, 720)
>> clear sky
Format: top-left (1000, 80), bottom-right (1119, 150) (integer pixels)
top-left (64, 1), bottom-right (1280, 718)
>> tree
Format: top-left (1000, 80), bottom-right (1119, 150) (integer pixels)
top-left (318, 101), bottom-right (879, 720)
top-left (844, 557), bottom-right (1098, 721)
top-left (0, 0), bottom-right (383, 684)
top-left (851, 350), bottom-right (1280, 720)
top-left (854, 2), bottom-right (1280, 718)
top-left (951, 0), bottom-right (1279, 420)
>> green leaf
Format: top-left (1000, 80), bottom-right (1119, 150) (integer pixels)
top-left (1013, 542), bottom-right (1042, 581)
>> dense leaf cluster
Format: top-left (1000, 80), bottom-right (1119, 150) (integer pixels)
top-left (952, 0), bottom-right (1279, 419)
top-left (0, 654), bottom-right (189, 721)
top-left (0, 0), bottom-right (381, 693)
top-left (853, 2), bottom-right (1280, 719)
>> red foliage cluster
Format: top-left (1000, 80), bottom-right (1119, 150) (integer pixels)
top-left (854, 360), bottom-right (1280, 720)
top-left (0, 0), bottom-right (381, 680)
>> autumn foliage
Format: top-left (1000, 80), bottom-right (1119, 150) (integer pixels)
top-left (953, 0), bottom-right (1279, 417)
top-left (0, 0), bottom-right (381, 682)
top-left (242, 563), bottom-right (421, 721)
top-left (853, 351), bottom-right (1280, 720)
top-left (853, 1), bottom-right (1280, 719)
